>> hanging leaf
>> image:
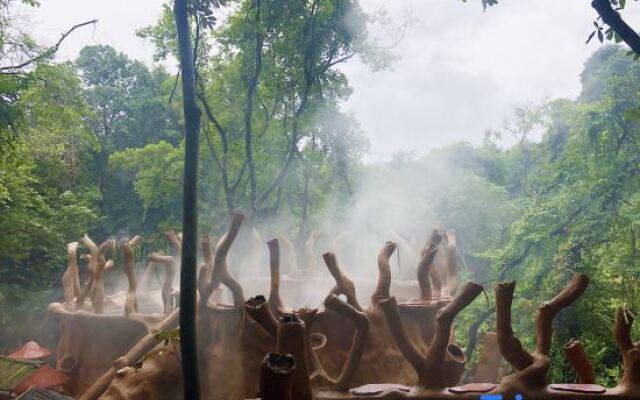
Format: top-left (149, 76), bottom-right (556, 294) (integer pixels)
top-left (606, 28), bottom-right (614, 40)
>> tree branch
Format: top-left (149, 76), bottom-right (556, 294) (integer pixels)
top-left (1, 19), bottom-right (98, 73)
top-left (371, 241), bottom-right (397, 305)
top-left (592, 0), bottom-right (640, 54)
top-left (323, 252), bottom-right (363, 311)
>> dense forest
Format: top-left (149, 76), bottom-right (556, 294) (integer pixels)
top-left (3, 0), bottom-right (640, 390)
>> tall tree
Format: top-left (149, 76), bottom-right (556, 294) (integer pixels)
top-left (173, 0), bottom-right (201, 398)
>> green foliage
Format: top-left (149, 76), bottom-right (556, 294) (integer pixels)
top-left (0, 63), bottom-right (100, 352)
top-left (448, 46), bottom-right (640, 386)
top-left (152, 327), bottom-right (181, 345)
top-left (132, 0), bottom-right (384, 236)
top-left (4, 2), bottom-right (640, 391)
top-left (109, 141), bottom-right (184, 214)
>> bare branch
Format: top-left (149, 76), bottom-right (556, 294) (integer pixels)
top-left (1, 19), bottom-right (98, 73)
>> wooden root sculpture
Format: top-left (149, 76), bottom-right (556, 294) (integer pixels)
top-left (138, 259), bottom-right (157, 293)
top-left (120, 235), bottom-right (143, 316)
top-left (444, 229), bottom-right (458, 297)
top-left (245, 293), bottom-right (370, 394)
top-left (417, 230), bottom-right (443, 301)
top-left (267, 238), bottom-right (285, 314)
top-left (389, 230), bottom-right (421, 280)
top-left (197, 235), bottom-right (215, 305)
top-left (260, 353), bottom-right (296, 400)
top-left (199, 210), bottom-right (245, 308)
top-left (371, 241), bottom-right (398, 305)
top-left (276, 313), bottom-right (314, 400)
top-left (323, 252), bottom-right (363, 312)
top-left (62, 241), bottom-right (81, 310)
top-left (612, 307), bottom-right (640, 394)
top-left (164, 230), bottom-right (182, 254)
top-left (147, 253), bottom-right (176, 314)
top-left (563, 339), bottom-right (596, 385)
top-left (79, 309), bottom-right (180, 400)
top-left (309, 295), bottom-right (370, 391)
top-left (78, 234), bottom-right (114, 314)
top-left (496, 273), bottom-right (590, 394)
top-left (379, 282), bottom-right (484, 388)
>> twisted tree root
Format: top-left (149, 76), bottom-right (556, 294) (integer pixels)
top-left (323, 252), bottom-right (363, 312)
top-left (268, 238), bottom-right (285, 314)
top-left (201, 210), bottom-right (245, 308)
top-left (78, 234), bottom-right (114, 314)
top-left (62, 242), bottom-right (80, 310)
top-left (277, 313), bottom-right (313, 400)
top-left (445, 229), bottom-right (458, 297)
top-left (613, 307), bottom-right (640, 392)
top-left (380, 282), bottom-right (483, 388)
top-left (418, 230), bottom-right (443, 301)
top-left (564, 339), bottom-right (596, 384)
top-left (309, 295), bottom-right (370, 391)
top-left (496, 273), bottom-right (590, 391)
top-left (121, 235), bottom-right (143, 315)
top-left (371, 241), bottom-right (397, 306)
top-left (148, 252), bottom-right (176, 314)
top-left (164, 230), bottom-right (182, 254)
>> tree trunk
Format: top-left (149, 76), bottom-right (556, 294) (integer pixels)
top-left (173, 0), bottom-right (201, 398)
top-left (244, 0), bottom-right (264, 212)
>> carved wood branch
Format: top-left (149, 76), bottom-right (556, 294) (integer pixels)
top-left (496, 273), bottom-right (590, 391)
top-left (309, 295), bottom-right (370, 391)
top-left (62, 242), bottom-right (80, 310)
top-left (323, 252), bottom-right (363, 312)
top-left (121, 235), bottom-right (143, 315)
top-left (148, 252), bottom-right (176, 314)
top-left (268, 238), bottom-right (285, 313)
top-left (564, 339), bottom-right (596, 384)
top-left (445, 229), bottom-right (458, 297)
top-left (371, 241), bottom-right (397, 305)
top-left (380, 282), bottom-right (483, 388)
top-left (418, 230), bottom-right (443, 301)
top-left (204, 211), bottom-right (246, 307)
top-left (277, 314), bottom-right (313, 400)
top-left (245, 295), bottom-right (279, 338)
top-left (164, 230), bottom-right (182, 254)
top-left (613, 307), bottom-right (640, 392)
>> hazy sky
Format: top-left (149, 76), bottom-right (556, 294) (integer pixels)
top-left (26, 0), bottom-right (639, 161)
